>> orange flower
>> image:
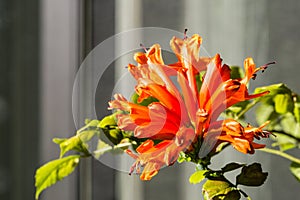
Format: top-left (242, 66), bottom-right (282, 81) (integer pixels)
top-left (109, 33), bottom-right (271, 180)
top-left (125, 126), bottom-right (195, 180)
top-left (206, 120), bottom-right (271, 154)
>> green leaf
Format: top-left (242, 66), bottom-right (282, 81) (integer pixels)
top-left (93, 140), bottom-right (131, 159)
top-left (35, 155), bottom-right (80, 200)
top-left (223, 190), bottom-right (241, 200)
top-left (290, 162), bottom-right (300, 182)
top-left (53, 127), bottom-right (100, 158)
top-left (236, 163), bottom-right (268, 186)
top-left (77, 119), bottom-right (100, 134)
top-left (177, 152), bottom-right (191, 163)
top-left (280, 113), bottom-right (300, 138)
top-left (189, 170), bottom-right (208, 184)
top-left (230, 66), bottom-right (244, 79)
top-left (202, 180), bottom-right (237, 200)
top-left (93, 140), bottom-right (112, 159)
top-left (255, 103), bottom-right (275, 126)
top-left (254, 84), bottom-right (292, 100)
top-left (196, 71), bottom-right (205, 92)
top-left (98, 114), bottom-right (117, 128)
top-left (294, 101), bottom-right (300, 123)
top-left (101, 127), bottom-right (124, 145)
top-left (55, 136), bottom-right (84, 158)
top-left (53, 138), bottom-right (67, 145)
top-left (221, 163), bottom-right (244, 173)
top-left (224, 101), bottom-right (251, 120)
top-left (273, 94), bottom-right (293, 114)
top-left (98, 114), bottom-right (126, 145)
top-left (272, 132), bottom-right (298, 151)
top-left (131, 92), bottom-right (158, 106)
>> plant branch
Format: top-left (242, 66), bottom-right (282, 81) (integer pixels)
top-left (258, 147), bottom-right (300, 164)
top-left (234, 100), bottom-right (259, 121)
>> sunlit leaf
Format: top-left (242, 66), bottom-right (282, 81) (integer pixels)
top-left (98, 114), bottom-right (117, 128)
top-left (177, 152), bottom-right (191, 163)
top-left (202, 180), bottom-right (238, 200)
top-left (236, 163), bottom-right (268, 186)
top-left (294, 101), bottom-right (300, 123)
top-left (35, 155), bottom-right (80, 200)
top-left (131, 92), bottom-right (158, 106)
top-left (254, 84), bottom-right (292, 101)
top-left (77, 119), bottom-right (100, 133)
top-left (290, 162), bottom-right (300, 182)
top-left (273, 94), bottom-right (293, 114)
top-left (189, 170), bottom-right (208, 184)
top-left (53, 136), bottom-right (91, 157)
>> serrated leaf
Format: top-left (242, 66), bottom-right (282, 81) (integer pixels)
top-left (202, 180), bottom-right (236, 200)
top-left (273, 94), bottom-right (293, 114)
top-left (58, 136), bottom-right (82, 158)
top-left (221, 163), bottom-right (244, 173)
top-left (236, 163), bottom-right (268, 186)
top-left (35, 155), bottom-right (80, 200)
top-left (54, 130), bottom-right (96, 158)
top-left (98, 114), bottom-right (117, 128)
top-left (290, 162), bottom-right (300, 182)
top-left (254, 84), bottom-right (292, 100)
top-left (189, 170), bottom-right (208, 184)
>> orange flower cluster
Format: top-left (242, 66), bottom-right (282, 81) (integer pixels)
top-left (109, 34), bottom-right (271, 180)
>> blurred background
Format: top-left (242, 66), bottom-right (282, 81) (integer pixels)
top-left (0, 0), bottom-right (300, 199)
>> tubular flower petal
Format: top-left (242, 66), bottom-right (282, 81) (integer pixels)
top-left (109, 33), bottom-right (272, 180)
top-left (170, 34), bottom-right (211, 102)
top-left (207, 119), bottom-right (271, 154)
top-left (125, 127), bottom-right (195, 180)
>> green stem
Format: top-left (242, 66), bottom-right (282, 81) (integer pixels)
top-left (234, 100), bottom-right (259, 120)
top-left (258, 148), bottom-right (300, 164)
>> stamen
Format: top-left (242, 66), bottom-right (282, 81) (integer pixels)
top-left (262, 130), bottom-right (275, 138)
top-left (140, 43), bottom-right (147, 52)
top-left (252, 74), bottom-right (257, 80)
top-left (260, 61), bottom-right (276, 73)
top-left (184, 28), bottom-right (188, 39)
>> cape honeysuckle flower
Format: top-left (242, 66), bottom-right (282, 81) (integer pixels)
top-left (109, 33), bottom-right (271, 180)
top-left (206, 119), bottom-right (271, 154)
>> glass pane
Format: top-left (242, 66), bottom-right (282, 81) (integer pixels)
top-left (88, 1), bottom-right (300, 200)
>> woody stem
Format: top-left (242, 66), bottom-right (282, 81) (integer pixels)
top-left (258, 148), bottom-right (300, 164)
